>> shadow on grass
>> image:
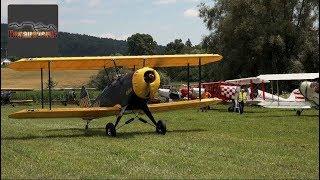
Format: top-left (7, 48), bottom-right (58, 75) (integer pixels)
top-left (2, 128), bottom-right (207, 141)
top-left (205, 108), bottom-right (268, 113)
top-left (249, 114), bottom-right (319, 118)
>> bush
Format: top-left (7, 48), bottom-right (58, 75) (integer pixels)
top-left (88, 68), bottom-right (131, 90)
top-left (157, 70), bottom-right (171, 87)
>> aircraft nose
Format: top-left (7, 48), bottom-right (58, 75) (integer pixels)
top-left (132, 67), bottom-right (160, 99)
top-left (144, 71), bottom-right (156, 84)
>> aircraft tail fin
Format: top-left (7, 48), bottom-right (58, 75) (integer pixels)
top-left (287, 89), bottom-right (305, 102)
top-left (79, 86), bottom-right (91, 108)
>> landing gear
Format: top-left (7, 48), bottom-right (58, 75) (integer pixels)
top-left (228, 106), bottom-right (234, 112)
top-left (296, 110), bottom-right (302, 116)
top-left (156, 120), bottom-right (166, 135)
top-left (84, 120), bottom-right (91, 130)
top-left (106, 123), bottom-right (116, 137)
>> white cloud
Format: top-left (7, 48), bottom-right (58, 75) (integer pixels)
top-left (79, 19), bottom-right (97, 24)
top-left (183, 8), bottom-right (199, 17)
top-left (100, 32), bottom-right (130, 41)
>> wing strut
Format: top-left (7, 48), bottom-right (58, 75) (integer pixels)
top-left (40, 68), bottom-right (44, 109)
top-left (277, 80), bottom-right (279, 106)
top-left (187, 63), bottom-right (190, 100)
top-left (112, 59), bottom-right (120, 77)
top-left (143, 58), bottom-right (146, 67)
top-left (198, 58), bottom-right (202, 101)
top-left (48, 61), bottom-right (52, 110)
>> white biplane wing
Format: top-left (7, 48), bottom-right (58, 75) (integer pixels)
top-left (258, 101), bottom-right (312, 109)
top-left (257, 73), bottom-right (319, 81)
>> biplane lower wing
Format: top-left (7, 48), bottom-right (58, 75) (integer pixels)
top-left (258, 101), bottom-right (312, 109)
top-left (9, 98), bottom-right (221, 119)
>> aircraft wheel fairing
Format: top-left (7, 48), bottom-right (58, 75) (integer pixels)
top-left (156, 120), bottom-right (166, 135)
top-left (106, 123), bottom-right (116, 137)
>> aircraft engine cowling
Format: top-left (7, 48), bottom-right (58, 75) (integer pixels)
top-left (132, 67), bottom-right (160, 99)
top-left (299, 81), bottom-right (319, 106)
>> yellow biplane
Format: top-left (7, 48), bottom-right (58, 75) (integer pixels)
top-left (8, 54), bottom-right (222, 137)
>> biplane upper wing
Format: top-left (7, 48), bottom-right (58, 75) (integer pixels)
top-left (9, 98), bottom-right (221, 119)
top-left (8, 54), bottom-right (222, 71)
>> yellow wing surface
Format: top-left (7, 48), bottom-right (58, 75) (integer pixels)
top-left (8, 54), bottom-right (222, 71)
top-left (9, 99), bottom-right (221, 119)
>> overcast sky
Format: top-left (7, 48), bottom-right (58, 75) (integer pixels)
top-left (1, 0), bottom-right (212, 45)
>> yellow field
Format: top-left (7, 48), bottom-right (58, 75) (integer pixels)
top-left (1, 68), bottom-right (99, 89)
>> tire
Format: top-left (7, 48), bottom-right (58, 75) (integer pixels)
top-left (228, 106), bottom-right (234, 112)
top-left (296, 110), bottom-right (301, 116)
top-left (156, 120), bottom-right (166, 135)
top-left (105, 123), bottom-right (116, 137)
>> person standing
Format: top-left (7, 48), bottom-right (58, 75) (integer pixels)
top-left (238, 88), bottom-right (247, 114)
top-left (233, 86), bottom-right (240, 112)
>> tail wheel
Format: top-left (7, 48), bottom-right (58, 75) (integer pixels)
top-left (156, 120), bottom-right (166, 135)
top-left (106, 123), bottom-right (116, 137)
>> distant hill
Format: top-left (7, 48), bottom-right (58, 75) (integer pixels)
top-left (1, 24), bottom-right (165, 58)
top-left (58, 32), bottom-right (128, 56)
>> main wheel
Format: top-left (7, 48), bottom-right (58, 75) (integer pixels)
top-left (156, 120), bottom-right (166, 135)
top-left (296, 110), bottom-right (301, 116)
top-left (105, 123), bottom-right (116, 137)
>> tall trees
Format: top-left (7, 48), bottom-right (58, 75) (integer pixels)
top-left (165, 39), bottom-right (185, 54)
top-left (127, 33), bottom-right (157, 55)
top-left (199, 0), bottom-right (319, 80)
top-left (185, 39), bottom-right (192, 47)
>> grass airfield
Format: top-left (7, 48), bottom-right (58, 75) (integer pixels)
top-left (1, 104), bottom-right (319, 179)
top-left (1, 68), bottom-right (98, 89)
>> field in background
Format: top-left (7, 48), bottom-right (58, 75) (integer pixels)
top-left (1, 105), bottom-right (319, 179)
top-left (1, 68), bottom-right (99, 89)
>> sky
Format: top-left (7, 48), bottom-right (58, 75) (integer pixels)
top-left (1, 0), bottom-right (213, 45)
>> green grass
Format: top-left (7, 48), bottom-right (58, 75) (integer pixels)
top-left (1, 104), bottom-right (319, 179)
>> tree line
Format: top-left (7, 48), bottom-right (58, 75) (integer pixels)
top-left (1, 0), bottom-right (318, 90)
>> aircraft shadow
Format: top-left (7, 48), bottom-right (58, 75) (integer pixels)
top-left (2, 128), bottom-right (207, 141)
